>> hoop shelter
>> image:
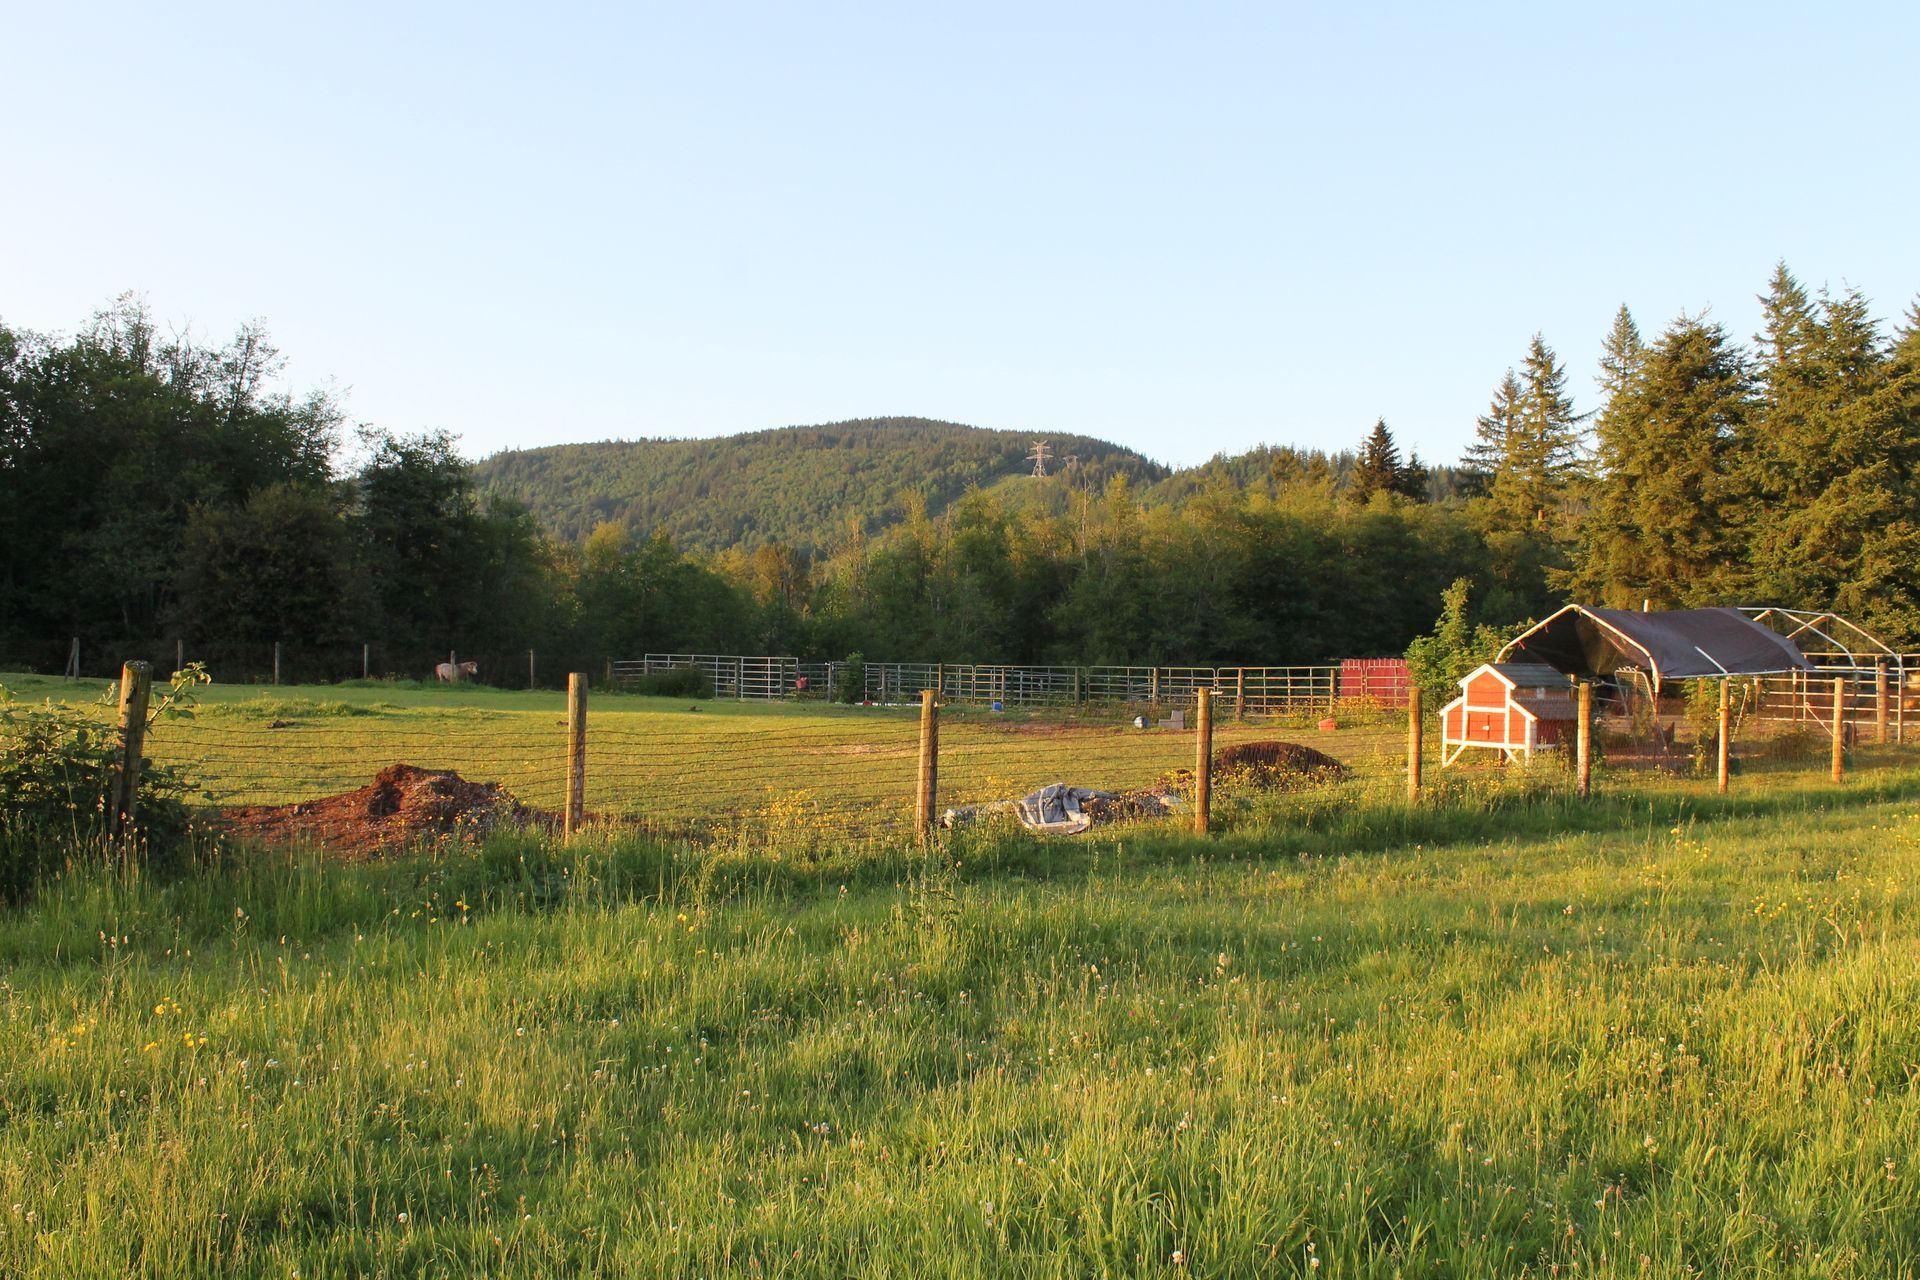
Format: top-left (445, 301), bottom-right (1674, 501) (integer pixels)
top-left (1497, 606), bottom-right (1812, 692)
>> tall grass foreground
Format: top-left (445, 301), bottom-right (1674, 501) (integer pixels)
top-left (4, 773), bottom-right (1919, 1277)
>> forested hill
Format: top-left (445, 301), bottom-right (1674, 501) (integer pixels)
top-left (472, 417), bottom-right (1169, 551)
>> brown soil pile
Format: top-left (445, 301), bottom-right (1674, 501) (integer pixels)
top-left (1161, 740), bottom-right (1347, 792)
top-left (224, 764), bottom-right (554, 856)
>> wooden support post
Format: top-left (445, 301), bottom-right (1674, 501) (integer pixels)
top-left (66, 636), bottom-right (80, 679)
top-left (529, 648), bottom-right (537, 689)
top-left (565, 673), bottom-right (587, 840)
top-left (1832, 676), bottom-right (1846, 783)
top-left (1073, 667), bottom-right (1082, 708)
top-left (448, 650), bottom-right (459, 684)
top-left (936, 663), bottom-right (945, 698)
top-left (1728, 675), bottom-right (1743, 794)
top-left (1406, 687), bottom-right (1423, 802)
top-left (1194, 688), bottom-right (1213, 836)
top-left (363, 643), bottom-right (371, 680)
top-left (1150, 667), bottom-right (1160, 705)
top-left (1876, 662), bottom-right (1888, 745)
top-left (1235, 668), bottom-right (1246, 721)
top-left (110, 661), bottom-right (152, 838)
top-left (272, 641), bottom-right (281, 686)
top-left (604, 658), bottom-right (613, 688)
top-left (174, 638), bottom-right (183, 676)
top-left (1576, 681), bottom-right (1593, 799)
top-left (1899, 667), bottom-right (1907, 747)
top-left (916, 689), bottom-right (939, 842)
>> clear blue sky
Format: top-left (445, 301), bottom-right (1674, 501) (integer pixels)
top-left (6, 2), bottom-right (1917, 470)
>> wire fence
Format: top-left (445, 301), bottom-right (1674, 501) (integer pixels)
top-left (135, 693), bottom-right (1415, 846)
top-left (615, 653), bottom-right (1375, 713)
top-left (54, 661), bottom-right (1920, 855)
top-left (9, 635), bottom-right (601, 689)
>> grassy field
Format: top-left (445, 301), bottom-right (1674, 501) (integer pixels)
top-left (4, 761), bottom-right (1920, 1276)
top-left (0, 672), bottom-right (1415, 835)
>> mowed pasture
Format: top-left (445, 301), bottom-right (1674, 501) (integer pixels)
top-left (0, 673), bottom-right (1416, 836)
top-left (5, 754), bottom-right (1920, 1275)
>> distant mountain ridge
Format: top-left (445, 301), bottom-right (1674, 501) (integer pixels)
top-left (473, 417), bottom-right (1171, 552)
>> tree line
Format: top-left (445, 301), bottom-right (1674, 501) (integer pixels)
top-left (4, 268), bottom-right (1917, 680)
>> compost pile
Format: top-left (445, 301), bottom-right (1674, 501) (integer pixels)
top-left (224, 763), bottom-right (552, 856)
top-left (1160, 740), bottom-right (1348, 792)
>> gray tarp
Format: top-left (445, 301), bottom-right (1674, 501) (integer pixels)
top-left (1499, 606), bottom-right (1812, 684)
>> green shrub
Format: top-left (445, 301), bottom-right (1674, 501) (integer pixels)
top-left (837, 652), bottom-right (866, 704)
top-left (0, 669), bottom-right (207, 901)
top-left (632, 666), bottom-right (714, 698)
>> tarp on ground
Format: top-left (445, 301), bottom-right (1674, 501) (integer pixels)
top-left (1498, 606), bottom-right (1812, 685)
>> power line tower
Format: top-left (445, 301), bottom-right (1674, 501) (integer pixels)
top-left (1027, 440), bottom-right (1052, 478)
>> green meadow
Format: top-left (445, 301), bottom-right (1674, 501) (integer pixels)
top-left (4, 747), bottom-right (1920, 1277)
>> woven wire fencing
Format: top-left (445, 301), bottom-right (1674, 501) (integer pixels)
top-left (142, 696), bottom-right (1419, 848)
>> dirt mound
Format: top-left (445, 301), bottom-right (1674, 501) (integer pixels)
top-left (1160, 740), bottom-right (1347, 793)
top-left (223, 764), bottom-right (554, 856)
top-left (1213, 740), bottom-right (1346, 782)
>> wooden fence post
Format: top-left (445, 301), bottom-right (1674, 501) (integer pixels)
top-left (1194, 688), bottom-right (1213, 836)
top-left (1831, 676), bottom-right (1846, 783)
top-left (1150, 667), bottom-right (1160, 706)
top-left (363, 643), bottom-right (371, 680)
top-left (1406, 687), bottom-right (1423, 802)
top-left (1576, 681), bottom-right (1593, 799)
top-left (1235, 668), bottom-right (1246, 721)
top-left (565, 673), bottom-right (587, 840)
top-left (916, 689), bottom-right (939, 842)
top-left (1876, 662), bottom-right (1888, 745)
top-left (175, 638), bottom-right (183, 676)
top-left (66, 636), bottom-right (80, 679)
top-left (1728, 675), bottom-right (1743, 794)
top-left (449, 650), bottom-right (459, 684)
top-left (272, 641), bottom-right (281, 686)
top-left (110, 661), bottom-right (152, 838)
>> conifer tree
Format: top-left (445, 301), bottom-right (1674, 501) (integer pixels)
top-left (1740, 274), bottom-right (1920, 637)
top-left (1462, 370), bottom-right (1522, 496)
top-left (1596, 305), bottom-right (1645, 408)
top-left (1570, 316), bottom-right (1754, 606)
top-left (1348, 419), bottom-right (1405, 503)
top-left (1501, 335), bottom-right (1585, 528)
top-left (1466, 337), bottom-right (1584, 531)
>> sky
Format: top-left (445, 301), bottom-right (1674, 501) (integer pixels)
top-left (5, 1), bottom-right (1918, 470)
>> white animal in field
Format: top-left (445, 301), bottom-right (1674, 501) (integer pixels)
top-left (435, 661), bottom-right (479, 683)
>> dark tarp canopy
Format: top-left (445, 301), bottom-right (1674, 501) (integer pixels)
top-left (1498, 606), bottom-right (1812, 688)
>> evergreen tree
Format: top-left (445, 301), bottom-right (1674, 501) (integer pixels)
top-left (1462, 369), bottom-right (1523, 496)
top-left (1570, 316), bottom-right (1755, 607)
top-left (1740, 275), bottom-right (1920, 638)
top-left (1488, 336), bottom-right (1585, 530)
top-left (1349, 419), bottom-right (1405, 504)
top-left (1596, 305), bottom-right (1645, 407)
top-left (1397, 450), bottom-right (1431, 501)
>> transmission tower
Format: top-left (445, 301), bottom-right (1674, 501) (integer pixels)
top-left (1027, 440), bottom-right (1052, 477)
